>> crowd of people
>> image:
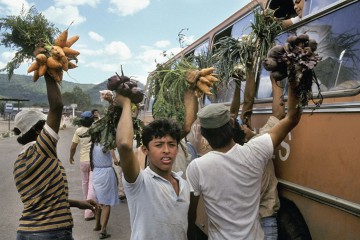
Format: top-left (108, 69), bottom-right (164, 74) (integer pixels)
top-left (11, 1), bottom-right (317, 239)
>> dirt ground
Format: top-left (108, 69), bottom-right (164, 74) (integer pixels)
top-left (0, 120), bottom-right (14, 135)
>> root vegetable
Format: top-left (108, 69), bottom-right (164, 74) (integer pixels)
top-left (47, 68), bottom-right (62, 82)
top-left (35, 54), bottom-right (47, 65)
top-left (60, 56), bottom-right (69, 71)
top-left (196, 81), bottom-right (212, 95)
top-left (27, 61), bottom-right (39, 73)
top-left (68, 61), bottom-right (78, 69)
top-left (186, 70), bottom-right (200, 83)
top-left (54, 29), bottom-right (68, 48)
top-left (51, 45), bottom-right (66, 59)
top-left (38, 64), bottom-right (47, 77)
top-left (66, 35), bottom-right (79, 47)
top-left (47, 57), bottom-right (62, 69)
top-left (199, 76), bottom-right (212, 86)
top-left (204, 75), bottom-right (219, 82)
top-left (199, 67), bottom-right (215, 76)
top-left (62, 47), bottom-right (80, 57)
top-left (33, 70), bottom-right (40, 82)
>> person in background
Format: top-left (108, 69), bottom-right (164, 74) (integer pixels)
top-left (69, 111), bottom-right (96, 221)
top-left (13, 73), bottom-right (98, 240)
top-left (186, 75), bottom-right (303, 239)
top-left (115, 92), bottom-right (190, 240)
top-left (112, 149), bottom-right (126, 200)
top-left (90, 143), bottom-right (119, 239)
top-left (92, 109), bottom-right (101, 121)
top-left (282, 0), bottom-right (306, 27)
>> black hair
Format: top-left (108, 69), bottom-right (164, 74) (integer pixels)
top-left (141, 119), bottom-right (181, 148)
top-left (91, 109), bottom-right (99, 115)
top-left (200, 122), bottom-right (234, 149)
top-left (80, 117), bottom-right (94, 127)
top-left (232, 118), bottom-right (246, 145)
top-left (14, 120), bottom-right (46, 145)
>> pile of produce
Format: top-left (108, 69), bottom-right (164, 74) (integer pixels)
top-left (0, 6), bottom-right (79, 81)
top-left (107, 70), bottom-right (144, 104)
top-left (213, 7), bottom-right (283, 83)
top-left (149, 58), bottom-right (219, 126)
top-left (81, 71), bottom-right (145, 152)
top-left (263, 34), bottom-right (323, 108)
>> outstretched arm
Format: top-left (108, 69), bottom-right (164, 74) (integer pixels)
top-left (181, 88), bottom-right (198, 139)
top-left (240, 66), bottom-right (256, 128)
top-left (271, 75), bottom-right (286, 120)
top-left (44, 73), bottom-right (63, 134)
top-left (115, 94), bottom-right (140, 183)
top-left (268, 80), bottom-right (301, 148)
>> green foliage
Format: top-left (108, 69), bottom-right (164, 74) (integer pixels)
top-left (213, 7), bottom-right (283, 85)
top-left (150, 58), bottom-right (197, 126)
top-left (0, 5), bottom-right (59, 80)
top-left (62, 86), bottom-right (92, 111)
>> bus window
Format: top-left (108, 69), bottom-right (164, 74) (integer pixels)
top-left (306, 0), bottom-right (342, 15)
top-left (194, 40), bottom-right (209, 56)
top-left (269, 1), bottom-right (360, 95)
top-left (231, 12), bottom-right (254, 39)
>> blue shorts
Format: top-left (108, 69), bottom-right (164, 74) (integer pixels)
top-left (260, 216), bottom-right (278, 240)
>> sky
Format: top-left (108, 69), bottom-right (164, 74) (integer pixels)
top-left (0, 0), bottom-right (248, 85)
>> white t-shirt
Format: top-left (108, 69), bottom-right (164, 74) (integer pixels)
top-left (186, 134), bottom-right (273, 240)
top-left (123, 167), bottom-right (190, 240)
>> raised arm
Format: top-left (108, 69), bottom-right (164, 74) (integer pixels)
top-left (44, 73), bottom-right (63, 133)
top-left (115, 94), bottom-right (140, 183)
top-left (181, 88), bottom-right (198, 139)
top-left (240, 66), bottom-right (256, 127)
top-left (268, 80), bottom-right (302, 148)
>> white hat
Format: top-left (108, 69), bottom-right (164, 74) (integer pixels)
top-left (14, 109), bottom-right (46, 135)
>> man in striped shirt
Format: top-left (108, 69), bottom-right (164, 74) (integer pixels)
top-left (13, 73), bottom-right (98, 240)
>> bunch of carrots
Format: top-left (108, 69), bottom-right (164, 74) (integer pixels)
top-left (27, 26), bottom-right (80, 82)
top-left (186, 67), bottom-right (219, 96)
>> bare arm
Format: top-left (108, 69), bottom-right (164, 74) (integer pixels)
top-left (268, 80), bottom-right (301, 148)
top-left (181, 88), bottom-right (198, 139)
top-left (115, 94), bottom-right (140, 183)
top-left (69, 142), bottom-right (78, 164)
top-left (240, 66), bottom-right (256, 127)
top-left (271, 75), bottom-right (286, 120)
top-left (44, 73), bottom-right (63, 134)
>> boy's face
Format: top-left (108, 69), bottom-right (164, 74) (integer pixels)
top-left (142, 135), bottom-right (178, 174)
top-left (294, 0), bottom-right (305, 18)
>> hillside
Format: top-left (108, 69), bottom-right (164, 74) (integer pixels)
top-left (0, 73), bottom-right (145, 106)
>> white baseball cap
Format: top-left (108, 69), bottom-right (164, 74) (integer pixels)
top-left (14, 109), bottom-right (46, 135)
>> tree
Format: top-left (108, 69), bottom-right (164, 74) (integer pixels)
top-left (62, 86), bottom-right (92, 111)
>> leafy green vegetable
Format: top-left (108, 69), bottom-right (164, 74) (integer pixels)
top-left (0, 5), bottom-right (59, 80)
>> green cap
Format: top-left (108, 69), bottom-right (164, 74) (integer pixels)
top-left (197, 103), bottom-right (230, 129)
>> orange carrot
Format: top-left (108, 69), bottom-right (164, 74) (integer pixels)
top-left (196, 81), bottom-right (212, 95)
top-left (68, 61), bottom-right (78, 69)
top-left (62, 47), bottom-right (80, 57)
top-left (47, 56), bottom-right (63, 69)
top-left (186, 70), bottom-right (200, 84)
top-left (199, 67), bottom-right (215, 76)
top-left (33, 70), bottom-right (40, 82)
top-left (66, 35), bottom-right (79, 47)
top-left (27, 61), bottom-right (39, 73)
top-left (60, 56), bottom-right (69, 71)
top-left (51, 46), bottom-right (66, 59)
top-left (205, 75), bottom-right (219, 82)
top-left (54, 29), bottom-right (68, 48)
top-left (36, 54), bottom-right (48, 65)
top-left (38, 64), bottom-right (47, 77)
top-left (199, 76), bottom-right (212, 86)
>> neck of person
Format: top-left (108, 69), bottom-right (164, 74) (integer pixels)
top-left (213, 139), bottom-right (236, 153)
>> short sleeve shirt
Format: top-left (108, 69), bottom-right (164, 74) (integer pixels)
top-left (14, 124), bottom-right (73, 232)
top-left (186, 134), bottom-right (273, 240)
top-left (72, 126), bottom-right (91, 162)
top-left (123, 167), bottom-right (190, 240)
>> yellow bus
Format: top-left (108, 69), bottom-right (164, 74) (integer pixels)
top-left (140, 0), bottom-right (360, 239)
